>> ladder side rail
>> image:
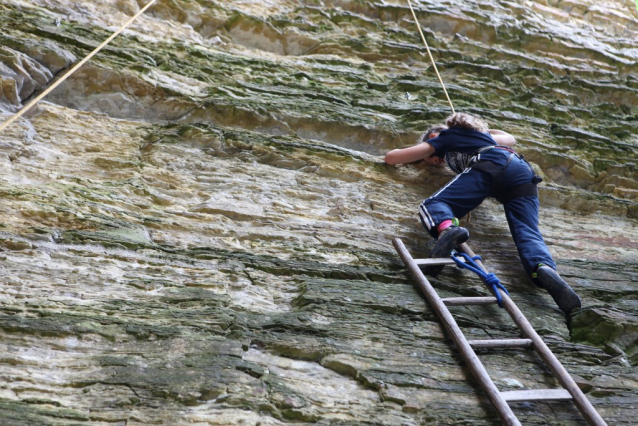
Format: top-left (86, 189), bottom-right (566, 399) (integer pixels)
top-left (458, 243), bottom-right (608, 426)
top-left (393, 238), bottom-right (521, 426)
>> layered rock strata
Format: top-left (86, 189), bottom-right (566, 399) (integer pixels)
top-left (0, 0), bottom-right (637, 424)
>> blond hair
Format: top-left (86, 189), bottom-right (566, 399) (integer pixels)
top-left (445, 113), bottom-right (488, 133)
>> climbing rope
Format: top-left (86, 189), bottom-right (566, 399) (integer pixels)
top-left (405, 0), bottom-right (455, 114)
top-left (451, 251), bottom-right (508, 307)
top-left (0, 0), bottom-right (157, 133)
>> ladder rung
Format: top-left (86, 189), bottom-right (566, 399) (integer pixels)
top-left (501, 389), bottom-right (573, 402)
top-left (467, 339), bottom-right (533, 349)
top-left (442, 297), bottom-right (497, 306)
top-left (414, 257), bottom-right (465, 266)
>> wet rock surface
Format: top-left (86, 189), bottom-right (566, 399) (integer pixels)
top-left (0, 0), bottom-right (637, 424)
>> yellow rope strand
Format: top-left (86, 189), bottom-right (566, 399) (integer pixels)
top-left (406, 0), bottom-right (455, 114)
top-left (0, 0), bottom-right (157, 133)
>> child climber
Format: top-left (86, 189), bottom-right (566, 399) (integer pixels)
top-left (385, 113), bottom-right (581, 316)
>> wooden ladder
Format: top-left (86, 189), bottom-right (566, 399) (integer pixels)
top-left (392, 238), bottom-right (607, 426)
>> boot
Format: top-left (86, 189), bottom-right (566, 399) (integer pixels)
top-left (536, 266), bottom-right (581, 315)
top-left (423, 226), bottom-right (469, 277)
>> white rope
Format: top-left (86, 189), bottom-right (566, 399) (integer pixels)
top-left (406, 0), bottom-right (455, 114)
top-left (0, 0), bottom-right (158, 133)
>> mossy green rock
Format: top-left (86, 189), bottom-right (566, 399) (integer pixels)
top-left (0, 0), bottom-right (637, 424)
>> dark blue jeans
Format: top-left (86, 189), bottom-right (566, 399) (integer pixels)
top-left (419, 156), bottom-right (555, 278)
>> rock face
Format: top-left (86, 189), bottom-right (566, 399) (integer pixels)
top-left (0, 0), bottom-right (637, 424)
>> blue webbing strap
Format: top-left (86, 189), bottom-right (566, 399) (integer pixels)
top-left (450, 252), bottom-right (509, 308)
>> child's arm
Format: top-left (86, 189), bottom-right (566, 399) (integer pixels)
top-left (488, 129), bottom-right (516, 147)
top-left (385, 142), bottom-right (436, 165)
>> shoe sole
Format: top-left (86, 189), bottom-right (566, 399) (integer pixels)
top-left (425, 228), bottom-right (469, 277)
top-left (537, 267), bottom-right (581, 315)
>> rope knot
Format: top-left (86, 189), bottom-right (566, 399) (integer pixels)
top-left (450, 252), bottom-right (509, 308)
top-left (484, 272), bottom-right (500, 287)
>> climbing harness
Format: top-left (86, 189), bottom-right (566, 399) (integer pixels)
top-left (467, 145), bottom-right (543, 204)
top-left (393, 238), bottom-right (608, 426)
top-left (0, 0), bottom-right (157, 133)
top-left (406, 0), bottom-right (455, 114)
top-left (451, 251), bottom-right (508, 307)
